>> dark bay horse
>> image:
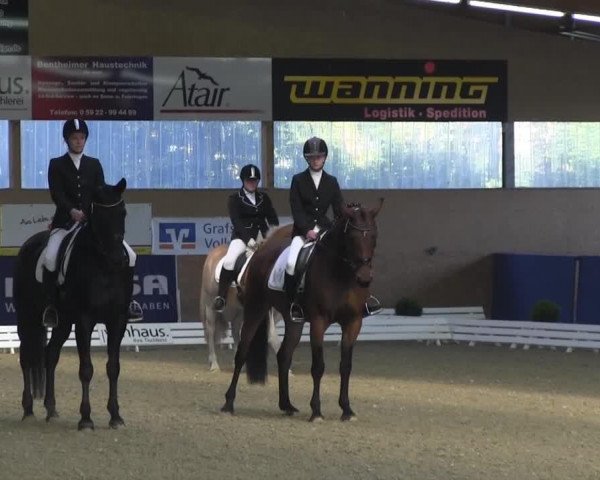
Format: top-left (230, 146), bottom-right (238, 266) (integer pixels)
top-left (15, 179), bottom-right (134, 430)
top-left (222, 200), bottom-right (383, 421)
top-left (199, 243), bottom-right (285, 371)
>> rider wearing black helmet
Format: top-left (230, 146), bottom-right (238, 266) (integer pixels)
top-left (213, 163), bottom-right (279, 312)
top-left (285, 137), bottom-right (344, 321)
top-left (42, 119), bottom-right (143, 327)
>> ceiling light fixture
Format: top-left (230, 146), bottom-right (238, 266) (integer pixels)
top-left (572, 13), bottom-right (600, 24)
top-left (422, 0), bottom-right (462, 4)
top-left (468, 1), bottom-right (564, 18)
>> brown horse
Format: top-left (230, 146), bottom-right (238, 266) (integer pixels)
top-left (199, 243), bottom-right (284, 371)
top-left (221, 200), bottom-right (383, 421)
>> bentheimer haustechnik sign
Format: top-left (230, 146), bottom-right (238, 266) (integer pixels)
top-left (272, 58), bottom-right (507, 122)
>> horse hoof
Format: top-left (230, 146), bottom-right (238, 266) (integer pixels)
top-left (220, 404), bottom-right (234, 415)
top-left (280, 404), bottom-right (299, 415)
top-left (45, 411), bottom-right (59, 422)
top-left (109, 418), bottom-right (126, 429)
top-left (341, 414), bottom-right (357, 422)
top-left (209, 365), bottom-right (220, 372)
top-left (309, 415), bottom-right (324, 423)
top-left (22, 412), bottom-right (35, 422)
top-left (78, 419), bottom-right (95, 431)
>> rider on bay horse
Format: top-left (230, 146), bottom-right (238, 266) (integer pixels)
top-left (285, 137), bottom-right (344, 321)
top-left (41, 119), bottom-right (143, 328)
top-left (213, 164), bottom-right (279, 312)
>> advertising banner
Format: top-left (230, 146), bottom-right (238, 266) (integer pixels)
top-left (0, 256), bottom-right (15, 325)
top-left (151, 217), bottom-right (232, 255)
top-left (0, 254), bottom-right (178, 326)
top-left (153, 57), bottom-right (271, 120)
top-left (0, 55), bottom-right (31, 119)
top-left (273, 58), bottom-right (507, 122)
top-left (32, 56), bottom-right (153, 120)
top-left (0, 203), bottom-right (152, 247)
top-left (0, 0), bottom-right (28, 55)
top-left (131, 255), bottom-right (179, 323)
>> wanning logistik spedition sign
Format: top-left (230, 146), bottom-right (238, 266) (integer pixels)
top-left (272, 58), bottom-right (507, 122)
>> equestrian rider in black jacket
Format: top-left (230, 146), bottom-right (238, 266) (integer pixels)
top-left (213, 164), bottom-right (279, 312)
top-left (285, 137), bottom-right (344, 321)
top-left (42, 119), bottom-right (143, 327)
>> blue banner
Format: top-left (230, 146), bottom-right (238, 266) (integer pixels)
top-left (0, 257), bottom-right (16, 326)
top-left (133, 255), bottom-right (179, 323)
top-left (492, 253), bottom-right (576, 322)
top-left (0, 255), bottom-right (178, 326)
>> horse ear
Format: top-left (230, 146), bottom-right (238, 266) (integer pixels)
top-left (369, 198), bottom-right (384, 218)
top-left (115, 178), bottom-right (127, 194)
top-left (341, 204), bottom-right (355, 218)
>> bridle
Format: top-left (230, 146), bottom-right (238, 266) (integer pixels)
top-left (318, 216), bottom-right (375, 273)
top-left (89, 199), bottom-right (125, 264)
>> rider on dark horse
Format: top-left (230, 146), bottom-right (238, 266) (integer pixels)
top-left (41, 119), bottom-right (143, 328)
top-left (285, 137), bottom-right (344, 321)
top-left (213, 164), bottom-right (279, 312)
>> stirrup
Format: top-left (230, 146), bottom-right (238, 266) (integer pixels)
top-left (213, 296), bottom-right (226, 313)
top-left (42, 305), bottom-right (59, 328)
top-left (127, 300), bottom-right (144, 322)
top-left (289, 303), bottom-right (304, 323)
top-left (364, 295), bottom-right (382, 316)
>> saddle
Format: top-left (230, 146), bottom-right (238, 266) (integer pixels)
top-left (215, 250), bottom-right (252, 287)
top-left (36, 225), bottom-right (82, 285)
top-left (267, 233), bottom-right (325, 291)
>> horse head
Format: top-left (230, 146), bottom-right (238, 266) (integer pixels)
top-left (337, 198), bottom-right (384, 288)
top-left (89, 178), bottom-right (127, 266)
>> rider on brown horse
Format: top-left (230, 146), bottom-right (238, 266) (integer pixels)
top-left (285, 137), bottom-right (344, 321)
top-left (213, 164), bottom-right (279, 312)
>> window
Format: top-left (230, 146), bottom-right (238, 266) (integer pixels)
top-left (274, 122), bottom-right (502, 189)
top-left (0, 121), bottom-right (8, 188)
top-left (20, 120), bottom-right (261, 189)
top-left (515, 122), bottom-right (600, 187)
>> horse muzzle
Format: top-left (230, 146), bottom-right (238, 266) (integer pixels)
top-left (355, 266), bottom-right (373, 288)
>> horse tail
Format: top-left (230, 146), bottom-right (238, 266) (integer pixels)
top-left (245, 311), bottom-right (269, 384)
top-left (14, 236), bottom-right (48, 399)
top-left (18, 323), bottom-right (47, 399)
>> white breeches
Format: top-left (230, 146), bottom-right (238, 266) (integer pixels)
top-left (44, 225), bottom-right (136, 271)
top-left (286, 235), bottom-right (305, 275)
top-left (222, 239), bottom-right (246, 270)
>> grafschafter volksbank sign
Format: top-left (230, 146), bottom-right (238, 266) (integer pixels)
top-left (153, 57), bottom-right (272, 120)
top-left (272, 58), bottom-right (507, 122)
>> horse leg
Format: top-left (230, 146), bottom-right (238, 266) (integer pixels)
top-left (309, 319), bottom-right (327, 422)
top-left (267, 308), bottom-right (281, 353)
top-left (106, 319), bottom-right (127, 428)
top-left (205, 306), bottom-right (220, 372)
top-left (221, 303), bottom-right (268, 414)
top-left (339, 317), bottom-right (362, 421)
top-left (21, 368), bottom-right (33, 419)
top-left (75, 321), bottom-right (95, 430)
top-left (43, 320), bottom-right (73, 421)
top-left (277, 319), bottom-right (303, 415)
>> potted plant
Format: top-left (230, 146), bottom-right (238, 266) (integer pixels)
top-left (530, 300), bottom-right (560, 323)
top-left (395, 297), bottom-right (423, 317)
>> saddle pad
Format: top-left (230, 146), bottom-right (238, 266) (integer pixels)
top-left (215, 253), bottom-right (252, 286)
top-left (267, 247), bottom-right (290, 291)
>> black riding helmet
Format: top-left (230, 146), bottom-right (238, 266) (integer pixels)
top-left (240, 164), bottom-right (261, 182)
top-left (62, 119), bottom-right (89, 142)
top-left (303, 137), bottom-right (328, 162)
